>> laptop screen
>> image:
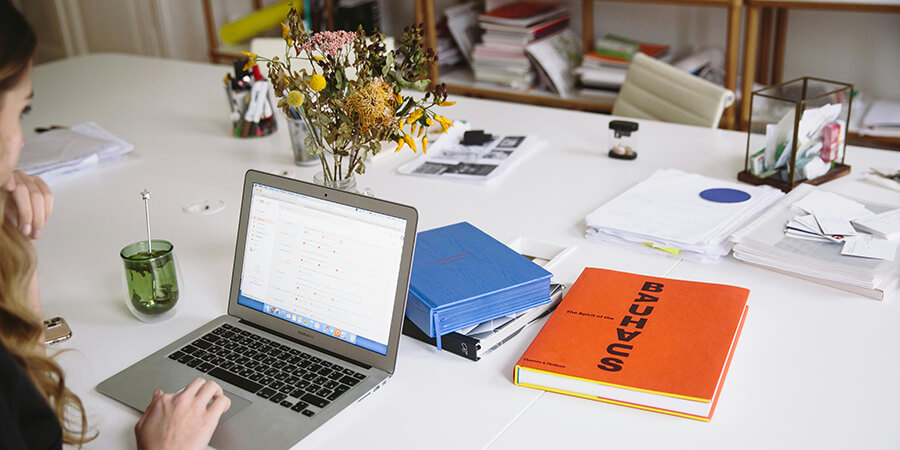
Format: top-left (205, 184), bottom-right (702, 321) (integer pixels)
top-left (237, 183), bottom-right (408, 355)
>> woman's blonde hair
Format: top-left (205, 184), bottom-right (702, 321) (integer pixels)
top-left (0, 0), bottom-right (93, 445)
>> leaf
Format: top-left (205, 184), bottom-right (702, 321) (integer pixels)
top-left (383, 52), bottom-right (394, 77)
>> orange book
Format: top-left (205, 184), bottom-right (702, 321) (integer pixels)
top-left (514, 268), bottom-right (749, 421)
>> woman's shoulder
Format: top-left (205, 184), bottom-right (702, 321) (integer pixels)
top-left (0, 339), bottom-right (64, 449)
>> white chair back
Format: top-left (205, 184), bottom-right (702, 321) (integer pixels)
top-left (612, 52), bottom-right (735, 128)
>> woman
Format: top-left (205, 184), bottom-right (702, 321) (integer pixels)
top-left (0, 1), bottom-right (230, 448)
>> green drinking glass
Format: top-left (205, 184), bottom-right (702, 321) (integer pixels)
top-left (121, 239), bottom-right (180, 322)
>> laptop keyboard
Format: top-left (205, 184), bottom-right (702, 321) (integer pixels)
top-left (167, 323), bottom-right (366, 417)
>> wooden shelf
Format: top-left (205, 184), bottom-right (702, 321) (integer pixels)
top-left (415, 0), bottom-right (741, 128)
top-left (440, 67), bottom-right (613, 113)
top-left (847, 132), bottom-right (900, 151)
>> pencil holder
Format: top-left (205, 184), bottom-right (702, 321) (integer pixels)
top-left (738, 77), bottom-right (852, 192)
top-left (224, 62), bottom-right (278, 138)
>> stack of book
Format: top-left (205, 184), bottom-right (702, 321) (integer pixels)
top-left (404, 222), bottom-right (553, 350)
top-left (435, 16), bottom-right (464, 68)
top-left (472, 1), bottom-right (570, 89)
top-left (575, 34), bottom-right (670, 101)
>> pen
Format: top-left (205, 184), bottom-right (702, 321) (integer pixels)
top-left (35, 125), bottom-right (67, 133)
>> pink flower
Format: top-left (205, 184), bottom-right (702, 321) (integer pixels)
top-left (301, 30), bottom-right (356, 58)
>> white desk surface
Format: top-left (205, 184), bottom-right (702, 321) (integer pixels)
top-left (25, 54), bottom-right (900, 449)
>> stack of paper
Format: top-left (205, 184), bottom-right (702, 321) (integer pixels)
top-left (584, 169), bottom-right (783, 263)
top-left (782, 190), bottom-right (898, 261)
top-left (732, 184), bottom-right (900, 300)
top-left (18, 122), bottom-right (134, 181)
top-left (404, 222), bottom-right (552, 350)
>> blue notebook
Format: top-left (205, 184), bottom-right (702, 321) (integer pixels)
top-left (406, 222), bottom-right (552, 349)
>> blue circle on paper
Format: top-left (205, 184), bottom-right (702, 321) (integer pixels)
top-left (699, 188), bottom-right (751, 203)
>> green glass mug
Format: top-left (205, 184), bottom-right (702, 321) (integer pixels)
top-left (121, 239), bottom-right (180, 322)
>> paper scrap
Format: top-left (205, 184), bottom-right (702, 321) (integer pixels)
top-left (814, 212), bottom-right (857, 237)
top-left (841, 235), bottom-right (897, 261)
top-left (793, 191), bottom-right (869, 216)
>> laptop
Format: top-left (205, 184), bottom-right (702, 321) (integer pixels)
top-left (98, 170), bottom-right (418, 449)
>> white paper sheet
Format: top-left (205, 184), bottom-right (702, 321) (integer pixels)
top-left (841, 235), bottom-right (897, 261)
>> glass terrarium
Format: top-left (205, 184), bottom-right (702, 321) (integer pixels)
top-left (738, 77), bottom-right (853, 192)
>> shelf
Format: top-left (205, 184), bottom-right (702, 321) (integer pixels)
top-left (847, 132), bottom-right (900, 151)
top-left (440, 67), bottom-right (614, 113)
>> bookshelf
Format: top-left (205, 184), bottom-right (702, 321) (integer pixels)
top-left (415, 0), bottom-right (614, 113)
top-left (738, 0), bottom-right (900, 149)
top-left (416, 0), bottom-right (743, 127)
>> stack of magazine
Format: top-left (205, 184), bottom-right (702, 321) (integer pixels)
top-left (472, 1), bottom-right (570, 88)
top-left (403, 222), bottom-right (553, 352)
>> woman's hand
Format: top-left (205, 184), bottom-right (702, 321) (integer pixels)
top-left (3, 170), bottom-right (53, 239)
top-left (134, 378), bottom-right (231, 450)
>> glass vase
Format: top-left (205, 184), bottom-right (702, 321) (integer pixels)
top-left (313, 171), bottom-right (358, 193)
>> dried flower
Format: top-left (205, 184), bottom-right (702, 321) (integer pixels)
top-left (251, 5), bottom-right (453, 183)
top-left (403, 134), bottom-right (417, 152)
top-left (286, 90), bottom-right (304, 108)
top-left (309, 74), bottom-right (326, 92)
top-left (301, 30), bottom-right (356, 58)
top-left (345, 78), bottom-right (394, 133)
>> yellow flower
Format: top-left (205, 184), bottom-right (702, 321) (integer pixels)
top-left (422, 135), bottom-right (428, 154)
top-left (281, 23), bottom-right (290, 40)
top-left (403, 134), bottom-right (417, 152)
top-left (439, 101), bottom-right (456, 107)
top-left (406, 109), bottom-right (424, 124)
top-left (313, 56), bottom-right (325, 61)
top-left (286, 90), bottom-right (304, 108)
top-left (240, 51), bottom-right (257, 58)
top-left (242, 57), bottom-right (256, 72)
top-left (394, 139), bottom-right (406, 152)
top-left (395, 93), bottom-right (403, 104)
top-left (410, 123), bottom-right (418, 136)
top-left (425, 117), bottom-right (433, 127)
top-left (416, 126), bottom-right (424, 137)
top-left (309, 74), bottom-right (326, 91)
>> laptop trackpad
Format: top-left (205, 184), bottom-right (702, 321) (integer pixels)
top-left (159, 379), bottom-right (251, 423)
top-left (219, 390), bottom-right (251, 423)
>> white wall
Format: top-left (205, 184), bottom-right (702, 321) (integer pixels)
top-left (21, 0), bottom-right (900, 99)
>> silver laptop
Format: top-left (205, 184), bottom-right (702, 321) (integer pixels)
top-left (98, 170), bottom-right (418, 449)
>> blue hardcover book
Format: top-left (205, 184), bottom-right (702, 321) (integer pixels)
top-left (406, 222), bottom-right (552, 349)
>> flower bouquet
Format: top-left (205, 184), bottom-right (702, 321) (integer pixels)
top-left (246, 5), bottom-right (454, 186)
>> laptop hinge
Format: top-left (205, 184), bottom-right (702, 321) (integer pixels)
top-left (238, 319), bottom-right (373, 370)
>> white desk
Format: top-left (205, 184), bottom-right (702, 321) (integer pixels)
top-left (26, 54), bottom-right (900, 449)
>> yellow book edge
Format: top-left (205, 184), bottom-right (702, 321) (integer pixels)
top-left (514, 364), bottom-right (712, 404)
top-left (514, 367), bottom-right (711, 422)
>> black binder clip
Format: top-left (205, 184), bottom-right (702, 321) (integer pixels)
top-left (462, 130), bottom-right (493, 146)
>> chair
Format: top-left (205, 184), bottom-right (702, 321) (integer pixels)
top-left (612, 52), bottom-right (735, 129)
